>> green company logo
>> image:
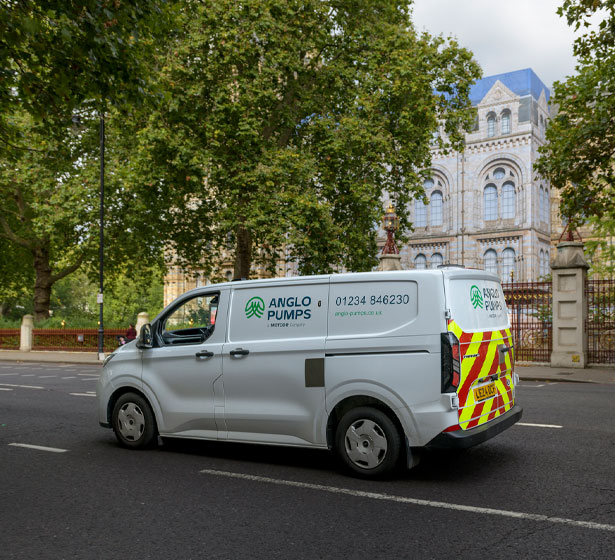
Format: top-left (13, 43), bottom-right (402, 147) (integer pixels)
top-left (470, 285), bottom-right (484, 309)
top-left (245, 296), bottom-right (265, 319)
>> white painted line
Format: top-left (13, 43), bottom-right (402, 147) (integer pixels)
top-left (517, 422), bottom-right (563, 429)
top-left (0, 383), bottom-right (44, 390)
top-left (9, 443), bottom-right (68, 453)
top-left (199, 469), bottom-right (615, 533)
top-left (69, 393), bottom-right (96, 397)
top-left (0, 373), bottom-right (19, 376)
top-left (39, 375), bottom-right (57, 378)
top-left (21, 374), bottom-right (35, 377)
top-left (61, 376), bottom-right (77, 379)
top-left (81, 377), bottom-right (98, 381)
top-left (0, 388), bottom-right (13, 391)
top-left (78, 373), bottom-right (100, 377)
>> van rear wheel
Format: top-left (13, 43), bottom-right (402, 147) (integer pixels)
top-left (335, 407), bottom-right (401, 478)
top-left (112, 392), bottom-right (157, 449)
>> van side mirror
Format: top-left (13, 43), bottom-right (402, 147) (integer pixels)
top-left (136, 323), bottom-right (153, 349)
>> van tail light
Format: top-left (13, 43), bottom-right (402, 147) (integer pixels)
top-left (441, 332), bottom-right (461, 393)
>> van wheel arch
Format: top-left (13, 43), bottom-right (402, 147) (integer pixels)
top-left (326, 396), bottom-right (405, 449)
top-left (107, 387), bottom-right (155, 427)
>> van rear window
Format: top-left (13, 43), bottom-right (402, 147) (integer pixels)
top-left (449, 278), bottom-right (509, 332)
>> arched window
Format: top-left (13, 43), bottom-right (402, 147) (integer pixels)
top-left (502, 248), bottom-right (516, 280)
top-left (415, 199), bottom-right (427, 227)
top-left (502, 182), bottom-right (515, 219)
top-left (501, 110), bottom-right (511, 134)
top-left (423, 178), bottom-right (434, 189)
top-left (484, 185), bottom-right (498, 221)
top-left (431, 191), bottom-right (443, 226)
top-left (543, 188), bottom-right (550, 225)
top-left (487, 113), bottom-right (496, 137)
top-left (484, 249), bottom-right (498, 274)
top-left (415, 254), bottom-right (427, 269)
top-left (430, 253), bottom-right (443, 269)
top-left (493, 167), bottom-right (506, 180)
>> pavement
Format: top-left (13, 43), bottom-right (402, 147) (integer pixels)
top-left (1, 349), bottom-right (614, 384)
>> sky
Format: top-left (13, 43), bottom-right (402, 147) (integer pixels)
top-left (411, 0), bottom-right (591, 91)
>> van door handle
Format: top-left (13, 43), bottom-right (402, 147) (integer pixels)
top-left (195, 350), bottom-right (214, 358)
top-left (230, 348), bottom-right (250, 356)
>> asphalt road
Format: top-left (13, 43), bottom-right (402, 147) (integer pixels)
top-left (1, 361), bottom-right (614, 559)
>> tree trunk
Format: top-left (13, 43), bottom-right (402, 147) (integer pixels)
top-left (233, 225), bottom-right (252, 280)
top-left (32, 246), bottom-right (53, 321)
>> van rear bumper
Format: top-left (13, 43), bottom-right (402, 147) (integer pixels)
top-left (427, 404), bottom-right (523, 449)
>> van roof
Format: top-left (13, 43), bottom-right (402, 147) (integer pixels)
top-left (180, 267), bottom-right (500, 295)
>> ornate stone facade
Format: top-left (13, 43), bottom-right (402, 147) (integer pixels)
top-left (399, 68), bottom-right (552, 281)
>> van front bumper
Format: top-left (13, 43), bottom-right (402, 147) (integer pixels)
top-left (427, 404), bottom-right (523, 449)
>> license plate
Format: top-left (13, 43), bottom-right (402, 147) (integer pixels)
top-left (474, 382), bottom-right (497, 402)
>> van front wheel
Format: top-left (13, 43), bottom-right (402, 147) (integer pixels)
top-left (335, 407), bottom-right (401, 478)
top-left (112, 392), bottom-right (157, 449)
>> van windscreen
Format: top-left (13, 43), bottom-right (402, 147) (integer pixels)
top-left (449, 278), bottom-right (509, 332)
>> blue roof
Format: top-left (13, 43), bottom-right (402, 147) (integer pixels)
top-left (469, 68), bottom-right (550, 105)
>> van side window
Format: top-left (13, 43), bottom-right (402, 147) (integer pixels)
top-left (161, 293), bottom-right (219, 346)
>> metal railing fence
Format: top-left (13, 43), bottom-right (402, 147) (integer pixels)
top-left (502, 281), bottom-right (552, 363)
top-left (586, 279), bottom-right (615, 364)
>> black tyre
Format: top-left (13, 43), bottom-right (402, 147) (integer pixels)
top-left (112, 392), bottom-right (157, 449)
top-left (335, 407), bottom-right (402, 478)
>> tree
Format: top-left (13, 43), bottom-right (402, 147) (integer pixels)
top-left (0, 111), bottom-right (97, 320)
top-left (0, 1), bottom-right (174, 319)
top-left (536, 0), bottom-right (615, 225)
top-left (134, 0), bottom-right (480, 278)
top-left (0, 0), bottom-right (172, 153)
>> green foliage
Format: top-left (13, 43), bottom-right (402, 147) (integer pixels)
top-left (0, 0), bottom-right (173, 152)
top-left (585, 216), bottom-right (615, 276)
top-left (133, 0), bottom-right (480, 276)
top-left (536, 1), bottom-right (615, 226)
top-left (48, 268), bottom-right (164, 328)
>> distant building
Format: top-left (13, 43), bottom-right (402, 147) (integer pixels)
top-left (399, 68), bottom-right (552, 281)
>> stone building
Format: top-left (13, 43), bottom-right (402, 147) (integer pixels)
top-left (399, 68), bottom-right (552, 281)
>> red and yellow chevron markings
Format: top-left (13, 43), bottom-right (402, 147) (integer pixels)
top-left (448, 320), bottom-right (515, 431)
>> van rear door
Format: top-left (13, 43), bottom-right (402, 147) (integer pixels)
top-left (444, 272), bottom-right (515, 431)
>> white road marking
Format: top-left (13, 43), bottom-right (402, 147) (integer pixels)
top-left (21, 374), bottom-right (35, 377)
top-left (81, 377), bottom-right (98, 381)
top-left (0, 388), bottom-right (13, 391)
top-left (0, 383), bottom-right (44, 390)
top-left (78, 373), bottom-right (100, 377)
top-left (0, 373), bottom-right (19, 376)
top-left (39, 375), bottom-right (57, 378)
top-left (517, 422), bottom-right (563, 429)
top-left (61, 376), bottom-right (77, 379)
top-left (199, 469), bottom-right (615, 533)
top-left (9, 443), bottom-right (68, 453)
top-left (69, 393), bottom-right (96, 397)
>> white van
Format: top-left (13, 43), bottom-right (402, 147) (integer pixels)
top-left (97, 269), bottom-right (522, 477)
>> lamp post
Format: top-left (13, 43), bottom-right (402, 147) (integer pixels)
top-left (381, 203), bottom-right (400, 255)
top-left (379, 203), bottom-right (402, 271)
top-left (97, 113), bottom-right (105, 361)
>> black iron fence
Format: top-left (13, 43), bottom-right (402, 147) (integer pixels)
top-left (502, 281), bottom-right (552, 363)
top-left (586, 279), bottom-right (615, 364)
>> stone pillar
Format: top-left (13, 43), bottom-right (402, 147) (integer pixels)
top-left (135, 312), bottom-right (150, 337)
top-left (20, 314), bottom-right (34, 352)
top-left (550, 242), bottom-right (588, 368)
top-left (378, 254), bottom-right (402, 271)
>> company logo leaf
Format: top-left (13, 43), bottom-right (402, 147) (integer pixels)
top-left (245, 296), bottom-right (265, 319)
top-left (470, 285), bottom-right (484, 309)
